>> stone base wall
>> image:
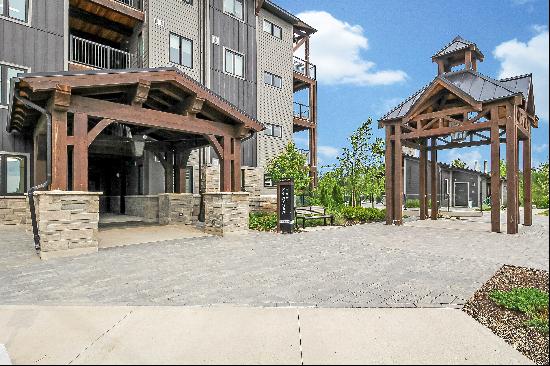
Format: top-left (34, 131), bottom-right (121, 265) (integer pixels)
top-left (242, 167), bottom-right (277, 213)
top-left (202, 164), bottom-right (221, 193)
top-left (0, 196), bottom-right (30, 226)
top-left (35, 191), bottom-right (100, 260)
top-left (203, 192), bottom-right (250, 236)
top-left (251, 195), bottom-right (277, 213)
top-left (159, 193), bottom-right (201, 225)
top-left (125, 195), bottom-right (159, 223)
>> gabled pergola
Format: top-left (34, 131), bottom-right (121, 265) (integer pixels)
top-left (8, 68), bottom-right (264, 193)
top-left (379, 37), bottom-right (538, 234)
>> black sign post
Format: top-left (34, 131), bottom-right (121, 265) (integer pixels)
top-left (277, 179), bottom-right (295, 234)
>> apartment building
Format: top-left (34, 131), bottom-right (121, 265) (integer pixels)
top-left (0, 0), bottom-right (318, 217)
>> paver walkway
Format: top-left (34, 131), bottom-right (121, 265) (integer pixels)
top-left (0, 214), bottom-right (548, 307)
top-left (0, 306), bottom-right (534, 365)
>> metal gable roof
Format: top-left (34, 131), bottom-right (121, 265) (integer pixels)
top-left (433, 36), bottom-right (475, 58)
top-left (380, 70), bottom-right (525, 122)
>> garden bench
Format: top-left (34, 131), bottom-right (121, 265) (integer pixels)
top-left (295, 206), bottom-right (334, 229)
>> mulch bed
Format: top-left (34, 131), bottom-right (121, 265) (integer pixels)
top-left (463, 265), bottom-right (549, 365)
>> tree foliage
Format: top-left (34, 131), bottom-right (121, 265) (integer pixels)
top-left (266, 142), bottom-right (311, 195)
top-left (451, 158), bottom-right (467, 169)
top-left (532, 160), bottom-right (549, 209)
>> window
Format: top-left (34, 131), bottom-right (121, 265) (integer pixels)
top-left (263, 19), bottom-right (282, 39)
top-left (264, 174), bottom-right (274, 188)
top-left (0, 64), bottom-right (27, 106)
top-left (1, 0), bottom-right (28, 22)
top-left (265, 123), bottom-right (282, 138)
top-left (223, 0), bottom-right (244, 20)
top-left (224, 48), bottom-right (244, 78)
top-left (169, 33), bottom-right (193, 68)
top-left (0, 154), bottom-right (27, 195)
top-left (183, 0), bottom-right (193, 4)
top-left (264, 72), bottom-right (282, 88)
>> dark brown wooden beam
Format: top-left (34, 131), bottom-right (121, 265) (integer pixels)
top-left (490, 108), bottom-right (501, 233)
top-left (523, 135), bottom-right (532, 226)
top-left (506, 107), bottom-right (519, 234)
top-left (430, 138), bottom-right (438, 220)
top-left (419, 140), bottom-right (428, 220)
top-left (399, 120), bottom-right (493, 140)
top-left (385, 125), bottom-right (394, 225)
top-left (393, 125), bottom-right (403, 225)
top-left (73, 113), bottom-right (89, 191)
top-left (49, 85), bottom-right (71, 191)
top-left (69, 96), bottom-right (236, 137)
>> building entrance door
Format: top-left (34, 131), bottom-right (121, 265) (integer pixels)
top-left (454, 182), bottom-right (469, 207)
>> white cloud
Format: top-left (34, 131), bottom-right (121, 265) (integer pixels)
top-left (494, 29), bottom-right (549, 121)
top-left (534, 143), bottom-right (548, 153)
top-left (296, 11), bottom-right (408, 86)
top-left (446, 149), bottom-right (484, 170)
top-left (318, 145), bottom-right (340, 160)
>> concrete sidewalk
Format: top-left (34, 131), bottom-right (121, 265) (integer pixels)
top-left (0, 306), bottom-right (532, 365)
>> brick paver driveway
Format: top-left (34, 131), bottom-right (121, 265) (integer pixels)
top-left (0, 214), bottom-right (548, 308)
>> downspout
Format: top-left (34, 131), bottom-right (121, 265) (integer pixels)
top-left (14, 95), bottom-right (52, 252)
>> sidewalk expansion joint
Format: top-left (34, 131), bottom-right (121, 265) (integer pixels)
top-left (297, 309), bottom-right (304, 365)
top-left (68, 309), bottom-right (134, 364)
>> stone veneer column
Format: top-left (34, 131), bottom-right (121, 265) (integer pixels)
top-left (203, 192), bottom-right (250, 236)
top-left (35, 191), bottom-right (101, 260)
top-left (158, 193), bottom-right (201, 225)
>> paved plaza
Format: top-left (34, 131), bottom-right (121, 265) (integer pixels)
top-left (1, 213), bottom-right (548, 308)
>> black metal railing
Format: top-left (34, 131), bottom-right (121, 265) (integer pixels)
top-left (70, 35), bottom-right (134, 70)
top-left (293, 56), bottom-right (317, 80)
top-left (114, 0), bottom-right (143, 10)
top-left (293, 102), bottom-right (310, 121)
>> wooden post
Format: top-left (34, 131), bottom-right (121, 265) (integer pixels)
top-left (419, 140), bottom-right (428, 220)
top-left (506, 106), bottom-right (518, 234)
top-left (490, 110), bottom-right (501, 233)
top-left (49, 85), bottom-right (71, 191)
top-left (523, 135), bottom-right (532, 226)
top-left (73, 113), bottom-right (89, 191)
top-left (393, 125), bottom-right (403, 225)
top-left (430, 138), bottom-right (438, 220)
top-left (232, 138), bottom-right (242, 192)
top-left (385, 125), bottom-right (394, 225)
top-left (165, 150), bottom-right (174, 194)
top-left (221, 136), bottom-right (232, 192)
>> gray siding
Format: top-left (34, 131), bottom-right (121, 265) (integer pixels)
top-left (209, 0), bottom-right (258, 166)
top-left (256, 8), bottom-right (293, 170)
top-left (1, 0), bottom-right (65, 154)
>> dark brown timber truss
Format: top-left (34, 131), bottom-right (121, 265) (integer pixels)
top-left (8, 68), bottom-right (264, 194)
top-left (379, 37), bottom-right (538, 234)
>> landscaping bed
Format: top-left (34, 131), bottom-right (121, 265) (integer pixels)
top-left (463, 265), bottom-right (549, 365)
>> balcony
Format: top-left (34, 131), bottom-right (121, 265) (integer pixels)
top-left (293, 56), bottom-right (317, 80)
top-left (70, 35), bottom-right (134, 70)
top-left (293, 102), bottom-right (314, 132)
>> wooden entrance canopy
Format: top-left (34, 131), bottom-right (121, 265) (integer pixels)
top-left (8, 68), bottom-right (264, 193)
top-left (379, 37), bottom-right (538, 234)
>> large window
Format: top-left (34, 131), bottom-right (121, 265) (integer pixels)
top-left (264, 72), bottom-right (282, 88)
top-left (0, 154), bottom-right (27, 195)
top-left (224, 48), bottom-right (244, 78)
top-left (223, 0), bottom-right (244, 20)
top-left (0, 64), bottom-right (27, 106)
top-left (169, 33), bottom-right (193, 68)
top-left (1, 0), bottom-right (28, 22)
top-left (263, 19), bottom-right (282, 39)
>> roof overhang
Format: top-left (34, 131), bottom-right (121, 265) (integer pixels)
top-left (261, 0), bottom-right (317, 35)
top-left (8, 68), bottom-right (264, 135)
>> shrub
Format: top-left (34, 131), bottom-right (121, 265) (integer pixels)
top-left (406, 199), bottom-right (420, 208)
top-left (490, 287), bottom-right (549, 334)
top-left (249, 212), bottom-right (277, 232)
top-left (340, 206), bottom-right (386, 224)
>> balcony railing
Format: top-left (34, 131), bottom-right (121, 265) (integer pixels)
top-left (114, 0), bottom-right (143, 10)
top-left (293, 102), bottom-right (310, 121)
top-left (70, 35), bottom-right (134, 70)
top-left (293, 56), bottom-right (317, 80)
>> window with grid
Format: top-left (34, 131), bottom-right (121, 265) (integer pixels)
top-left (224, 48), bottom-right (245, 78)
top-left (0, 154), bottom-right (27, 195)
top-left (0, 64), bottom-right (27, 106)
top-left (263, 19), bottom-right (282, 39)
top-left (264, 72), bottom-right (282, 88)
top-left (223, 0), bottom-right (244, 20)
top-left (169, 33), bottom-right (193, 68)
top-left (1, 0), bottom-right (28, 22)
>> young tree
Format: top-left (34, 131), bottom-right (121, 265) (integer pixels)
top-left (337, 119), bottom-right (373, 207)
top-left (532, 160), bottom-right (549, 209)
top-left (362, 138), bottom-right (386, 207)
top-left (266, 142), bottom-right (311, 195)
top-left (451, 158), bottom-right (467, 169)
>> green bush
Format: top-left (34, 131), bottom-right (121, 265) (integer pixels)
top-left (249, 212), bottom-right (277, 232)
top-left (406, 199), bottom-right (420, 208)
top-left (340, 206), bottom-right (386, 223)
top-left (490, 287), bottom-right (549, 334)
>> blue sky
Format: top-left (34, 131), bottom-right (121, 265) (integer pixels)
top-left (281, 0), bottom-right (550, 169)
